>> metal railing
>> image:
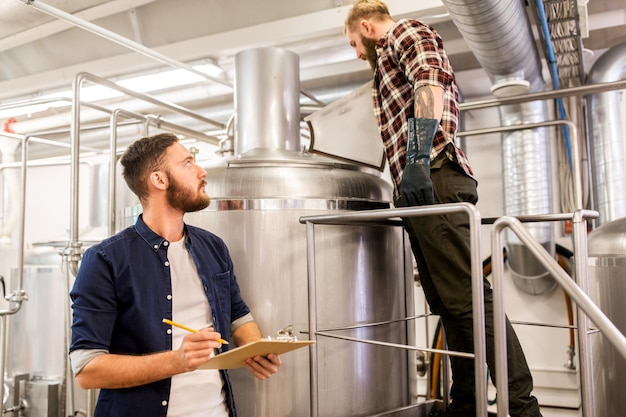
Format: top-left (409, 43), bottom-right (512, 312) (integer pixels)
top-left (490, 210), bottom-right (626, 417)
top-left (301, 207), bottom-right (626, 417)
top-left (300, 203), bottom-right (487, 417)
top-left (0, 71), bottom-right (225, 417)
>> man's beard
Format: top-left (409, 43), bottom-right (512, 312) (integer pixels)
top-left (361, 35), bottom-right (378, 72)
top-left (165, 172), bottom-right (210, 212)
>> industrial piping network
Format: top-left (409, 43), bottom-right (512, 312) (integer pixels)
top-left (0, 71), bottom-right (227, 416)
top-left (3, 0), bottom-right (626, 414)
top-left (3, 64), bottom-right (626, 417)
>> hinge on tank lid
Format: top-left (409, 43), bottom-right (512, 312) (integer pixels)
top-left (276, 324), bottom-right (297, 342)
top-left (216, 134), bottom-right (234, 157)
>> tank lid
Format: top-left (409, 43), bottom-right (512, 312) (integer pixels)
top-left (228, 148), bottom-right (362, 171)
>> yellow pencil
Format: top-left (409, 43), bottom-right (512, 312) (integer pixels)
top-left (162, 318), bottom-right (229, 344)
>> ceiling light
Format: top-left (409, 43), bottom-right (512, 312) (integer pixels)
top-left (0, 62), bottom-right (226, 118)
top-left (490, 71), bottom-right (530, 97)
top-left (0, 103), bottom-right (52, 119)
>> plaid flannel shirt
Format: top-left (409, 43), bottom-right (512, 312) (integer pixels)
top-left (372, 19), bottom-right (474, 199)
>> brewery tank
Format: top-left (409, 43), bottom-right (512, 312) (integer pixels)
top-left (115, 47), bottom-right (416, 416)
top-left (587, 216), bottom-right (626, 417)
top-left (184, 47), bottom-right (417, 416)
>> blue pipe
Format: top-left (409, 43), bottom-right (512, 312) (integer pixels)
top-left (534, 0), bottom-right (574, 170)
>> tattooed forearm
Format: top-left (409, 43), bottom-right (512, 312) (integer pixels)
top-left (414, 86), bottom-right (435, 119)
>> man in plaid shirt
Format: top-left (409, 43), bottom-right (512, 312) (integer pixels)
top-left (345, 1), bottom-right (542, 416)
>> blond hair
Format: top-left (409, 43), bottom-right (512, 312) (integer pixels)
top-left (344, 0), bottom-right (391, 33)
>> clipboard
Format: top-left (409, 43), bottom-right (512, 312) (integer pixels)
top-left (199, 339), bottom-right (315, 370)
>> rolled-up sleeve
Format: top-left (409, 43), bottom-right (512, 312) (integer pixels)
top-left (395, 25), bottom-right (455, 90)
top-left (69, 349), bottom-right (108, 376)
top-left (70, 247), bottom-right (118, 353)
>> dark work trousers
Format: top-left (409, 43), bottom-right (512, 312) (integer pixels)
top-left (398, 158), bottom-right (542, 417)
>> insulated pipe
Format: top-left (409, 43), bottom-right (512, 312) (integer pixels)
top-left (442, 0), bottom-right (543, 87)
top-left (500, 100), bottom-right (555, 295)
top-left (2, 97), bottom-right (112, 135)
top-left (458, 119), bottom-right (583, 217)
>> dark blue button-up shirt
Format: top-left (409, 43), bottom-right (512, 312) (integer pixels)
top-left (70, 215), bottom-right (250, 417)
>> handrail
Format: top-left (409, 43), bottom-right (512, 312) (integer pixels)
top-left (490, 210), bottom-right (626, 417)
top-left (459, 79), bottom-right (626, 111)
top-left (457, 119), bottom-right (583, 211)
top-left (302, 206), bottom-right (622, 417)
top-left (300, 203), bottom-right (487, 417)
top-left (571, 209), bottom-right (595, 417)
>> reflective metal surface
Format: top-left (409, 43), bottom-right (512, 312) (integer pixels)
top-left (305, 81), bottom-right (386, 170)
top-left (186, 202), bottom-right (412, 416)
top-left (587, 216), bottom-right (626, 417)
top-left (180, 151), bottom-right (414, 416)
top-left (3, 263), bottom-right (67, 414)
top-left (501, 100), bottom-right (556, 295)
top-left (234, 47), bottom-right (300, 155)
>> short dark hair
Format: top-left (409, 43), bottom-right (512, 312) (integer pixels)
top-left (344, 0), bottom-right (391, 33)
top-left (120, 133), bottom-right (179, 201)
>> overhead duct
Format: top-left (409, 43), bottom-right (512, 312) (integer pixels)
top-left (442, 0), bottom-right (555, 294)
top-left (587, 41), bottom-right (626, 226)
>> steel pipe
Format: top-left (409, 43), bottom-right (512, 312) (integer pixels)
top-left (459, 79), bottom-right (626, 111)
top-left (457, 119), bottom-right (584, 211)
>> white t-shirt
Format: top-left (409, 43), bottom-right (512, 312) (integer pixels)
top-left (167, 237), bottom-right (229, 417)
